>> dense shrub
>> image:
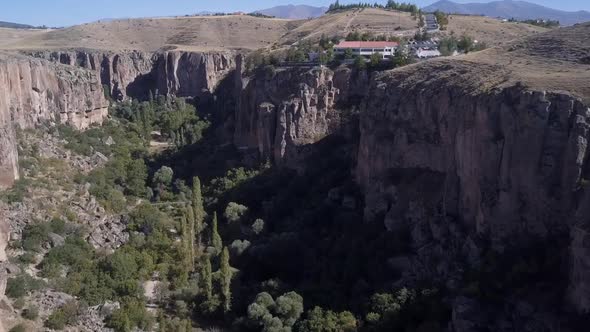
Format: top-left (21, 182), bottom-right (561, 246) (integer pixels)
top-left (8, 324), bottom-right (26, 332)
top-left (5, 274), bottom-right (45, 299)
top-left (298, 306), bottom-right (357, 332)
top-left (20, 222), bottom-right (51, 252)
top-left (22, 305), bottom-right (39, 320)
top-left (247, 292), bottom-right (304, 331)
top-left (45, 300), bottom-right (84, 329)
top-left (224, 202), bottom-right (248, 223)
top-left (107, 300), bottom-right (153, 332)
top-left (1, 178), bottom-right (31, 203)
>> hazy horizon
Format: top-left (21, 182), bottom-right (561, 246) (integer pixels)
top-left (1, 0), bottom-right (589, 27)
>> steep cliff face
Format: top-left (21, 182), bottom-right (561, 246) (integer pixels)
top-left (235, 65), bottom-right (368, 165)
top-left (357, 60), bottom-right (590, 319)
top-left (0, 54), bottom-right (108, 188)
top-left (27, 50), bottom-right (237, 102)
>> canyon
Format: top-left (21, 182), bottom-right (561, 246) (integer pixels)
top-left (0, 10), bottom-right (589, 332)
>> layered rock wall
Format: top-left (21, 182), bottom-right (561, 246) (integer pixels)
top-left (357, 62), bottom-right (590, 314)
top-left (28, 50), bottom-right (236, 101)
top-left (234, 66), bottom-right (368, 165)
top-left (0, 54), bottom-right (108, 188)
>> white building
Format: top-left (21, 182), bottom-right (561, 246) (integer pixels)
top-left (416, 48), bottom-right (441, 58)
top-left (334, 41), bottom-right (400, 59)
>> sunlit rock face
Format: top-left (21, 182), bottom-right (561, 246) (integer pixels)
top-left (27, 49), bottom-right (236, 101)
top-left (0, 53), bottom-right (108, 188)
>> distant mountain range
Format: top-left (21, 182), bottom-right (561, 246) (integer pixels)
top-left (0, 21), bottom-right (36, 29)
top-left (424, 0), bottom-right (590, 25)
top-left (255, 5), bottom-right (327, 19)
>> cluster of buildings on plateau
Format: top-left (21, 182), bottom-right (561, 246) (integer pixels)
top-left (328, 13), bottom-right (443, 62)
top-left (299, 13), bottom-right (444, 66)
top-left (332, 38), bottom-right (441, 61)
top-left (333, 41), bottom-right (400, 59)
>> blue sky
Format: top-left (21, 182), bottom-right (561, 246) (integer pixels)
top-left (2, 0), bottom-right (589, 27)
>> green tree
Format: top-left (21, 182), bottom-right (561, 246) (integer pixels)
top-left (153, 166), bottom-right (174, 188)
top-left (192, 177), bottom-right (205, 252)
top-left (128, 203), bottom-right (171, 234)
top-left (343, 48), bottom-right (354, 59)
top-left (370, 52), bottom-right (382, 67)
top-left (434, 10), bottom-right (448, 29)
top-left (22, 305), bottom-right (39, 320)
top-left (287, 47), bottom-right (307, 62)
top-left (220, 247), bottom-right (232, 313)
top-left (298, 307), bottom-right (357, 332)
top-left (8, 325), bottom-right (26, 332)
top-left (224, 202), bottom-right (248, 223)
top-left (201, 255), bottom-right (213, 301)
top-left (248, 291), bottom-right (304, 331)
top-left (125, 159), bottom-right (148, 197)
top-left (180, 215), bottom-right (192, 269)
top-left (319, 52), bottom-right (330, 65)
top-left (252, 219), bottom-right (265, 235)
top-left (353, 55), bottom-right (366, 70)
top-left (185, 207), bottom-right (196, 270)
top-left (211, 213), bottom-right (223, 255)
top-left (230, 239), bottom-right (251, 256)
top-left (439, 36), bottom-right (458, 56)
top-left (458, 35), bottom-right (475, 53)
top-left (392, 47), bottom-right (412, 68)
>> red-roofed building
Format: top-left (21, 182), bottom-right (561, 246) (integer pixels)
top-left (334, 41), bottom-right (400, 58)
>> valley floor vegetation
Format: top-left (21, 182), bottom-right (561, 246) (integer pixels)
top-left (3, 95), bottom-right (449, 332)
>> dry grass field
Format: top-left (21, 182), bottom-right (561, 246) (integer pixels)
top-left (280, 8), bottom-right (420, 45)
top-left (0, 8), bottom-right (554, 53)
top-left (443, 14), bottom-right (549, 46)
top-left (386, 22), bottom-right (590, 103)
top-left (0, 27), bottom-right (47, 49)
top-left (0, 15), bottom-right (294, 52)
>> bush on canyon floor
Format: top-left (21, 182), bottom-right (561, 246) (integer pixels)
top-left (45, 300), bottom-right (83, 330)
top-left (5, 274), bottom-right (45, 299)
top-left (8, 325), bottom-right (26, 332)
top-left (0, 178), bottom-right (31, 203)
top-left (20, 222), bottom-right (51, 251)
top-left (22, 305), bottom-right (39, 320)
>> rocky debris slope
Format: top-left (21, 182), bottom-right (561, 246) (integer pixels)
top-left (2, 130), bottom-right (127, 252)
top-left (0, 130), bottom-right (126, 331)
top-left (0, 53), bottom-right (108, 189)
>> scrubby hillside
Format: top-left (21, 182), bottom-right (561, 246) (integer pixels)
top-left (0, 15), bottom-right (294, 52)
top-left (0, 8), bottom-right (548, 52)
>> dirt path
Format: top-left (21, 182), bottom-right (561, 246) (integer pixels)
top-left (343, 8), bottom-right (361, 32)
top-left (144, 280), bottom-right (158, 301)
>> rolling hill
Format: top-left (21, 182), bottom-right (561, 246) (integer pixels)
top-left (0, 21), bottom-right (36, 29)
top-left (424, 0), bottom-right (590, 25)
top-left (255, 4), bottom-right (327, 19)
top-left (0, 7), bottom-right (549, 52)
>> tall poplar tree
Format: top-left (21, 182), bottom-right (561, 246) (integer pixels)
top-left (211, 212), bottom-right (222, 255)
top-left (220, 247), bottom-right (232, 313)
top-left (192, 177), bottom-right (205, 252)
top-left (186, 206), bottom-right (196, 270)
top-left (201, 255), bottom-right (212, 301)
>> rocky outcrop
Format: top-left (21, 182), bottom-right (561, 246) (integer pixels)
top-left (27, 49), bottom-right (237, 102)
top-left (0, 53), bottom-right (108, 188)
top-left (235, 65), bottom-right (368, 166)
top-left (356, 60), bottom-right (590, 317)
